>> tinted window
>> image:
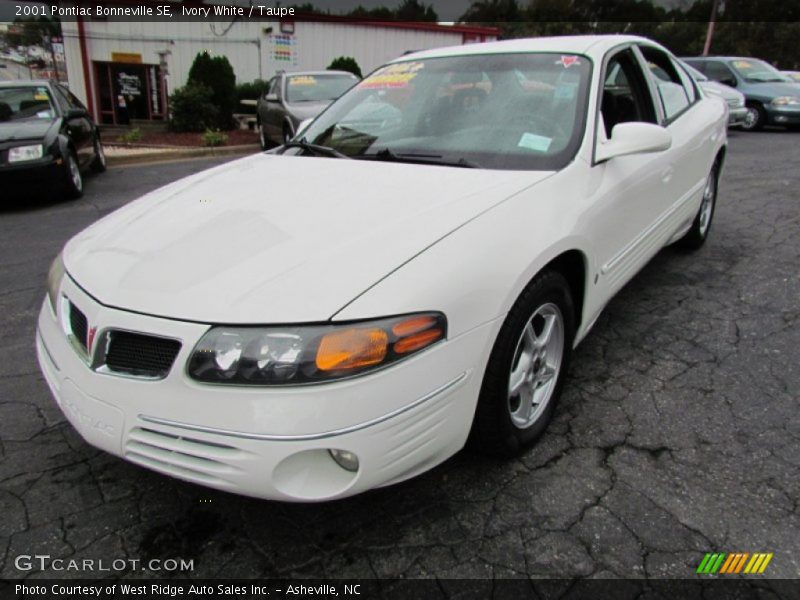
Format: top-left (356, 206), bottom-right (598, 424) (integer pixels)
top-left (705, 61), bottom-right (737, 85)
top-left (301, 53), bottom-right (593, 171)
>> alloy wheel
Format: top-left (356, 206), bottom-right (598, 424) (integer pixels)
top-left (507, 302), bottom-right (564, 429)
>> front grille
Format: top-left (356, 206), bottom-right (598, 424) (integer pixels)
top-left (69, 302), bottom-right (88, 351)
top-left (105, 331), bottom-right (181, 378)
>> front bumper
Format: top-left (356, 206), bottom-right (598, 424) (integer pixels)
top-left (766, 104), bottom-right (800, 126)
top-left (0, 156), bottom-right (61, 190)
top-left (728, 107), bottom-right (748, 127)
top-left (36, 275), bottom-right (498, 501)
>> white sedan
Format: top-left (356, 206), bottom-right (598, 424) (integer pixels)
top-left (37, 35), bottom-right (727, 501)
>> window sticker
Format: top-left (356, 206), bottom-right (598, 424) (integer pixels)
top-left (289, 76), bottom-right (317, 86)
top-left (733, 60), bottom-right (752, 69)
top-left (557, 56), bottom-right (581, 69)
top-left (34, 88), bottom-right (49, 101)
top-left (518, 132), bottom-right (552, 152)
top-left (359, 62), bottom-right (425, 89)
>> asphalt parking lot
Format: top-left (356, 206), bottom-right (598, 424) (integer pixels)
top-left (1, 131), bottom-right (798, 582)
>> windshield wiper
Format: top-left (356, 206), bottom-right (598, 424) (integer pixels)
top-left (357, 148), bottom-right (480, 168)
top-left (277, 138), bottom-right (350, 159)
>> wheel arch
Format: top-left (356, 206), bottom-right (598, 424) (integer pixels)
top-left (538, 249), bottom-right (589, 333)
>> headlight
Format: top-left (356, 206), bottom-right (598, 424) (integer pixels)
top-left (46, 251), bottom-right (65, 314)
top-left (187, 312), bottom-right (447, 385)
top-left (8, 144), bottom-right (44, 163)
top-left (771, 96), bottom-right (800, 106)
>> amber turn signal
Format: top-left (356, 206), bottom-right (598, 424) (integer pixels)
top-left (394, 328), bottom-right (443, 354)
top-left (316, 328), bottom-right (389, 371)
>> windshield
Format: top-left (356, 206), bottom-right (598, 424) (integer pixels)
top-left (0, 86), bottom-right (55, 122)
top-left (285, 74), bottom-right (359, 103)
top-left (299, 53), bottom-right (592, 170)
top-left (729, 59), bottom-right (790, 83)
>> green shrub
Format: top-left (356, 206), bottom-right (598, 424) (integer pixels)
top-left (187, 51), bottom-right (237, 129)
top-left (327, 56), bottom-right (362, 79)
top-left (169, 83), bottom-right (218, 133)
top-left (119, 127), bottom-right (143, 143)
top-left (202, 129), bottom-right (228, 147)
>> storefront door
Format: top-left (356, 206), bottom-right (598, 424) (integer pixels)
top-left (94, 61), bottom-right (165, 125)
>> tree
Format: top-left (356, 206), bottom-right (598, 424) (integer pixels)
top-left (5, 17), bottom-right (60, 48)
top-left (395, 0), bottom-right (438, 21)
top-left (328, 56), bottom-right (362, 78)
top-left (459, 0), bottom-right (521, 22)
top-left (187, 51), bottom-right (237, 130)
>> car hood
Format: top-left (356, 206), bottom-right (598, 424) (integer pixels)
top-left (744, 81), bottom-right (800, 98)
top-left (64, 153), bottom-right (550, 323)
top-left (0, 118), bottom-right (57, 142)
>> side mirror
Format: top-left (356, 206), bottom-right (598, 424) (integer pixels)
top-left (720, 77), bottom-right (737, 88)
top-left (265, 93), bottom-right (279, 103)
top-left (296, 118), bottom-right (313, 137)
top-left (65, 107), bottom-right (88, 120)
top-left (595, 122), bottom-right (672, 163)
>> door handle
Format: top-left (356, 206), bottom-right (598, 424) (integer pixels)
top-left (661, 166), bottom-right (674, 184)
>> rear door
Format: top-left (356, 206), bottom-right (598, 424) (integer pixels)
top-left (638, 45), bottom-right (720, 242)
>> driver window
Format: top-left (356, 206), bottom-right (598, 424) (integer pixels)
top-left (601, 49), bottom-right (658, 138)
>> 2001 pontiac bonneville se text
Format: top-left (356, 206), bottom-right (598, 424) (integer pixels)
top-left (36, 36), bottom-right (727, 501)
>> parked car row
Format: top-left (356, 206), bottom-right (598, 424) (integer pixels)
top-left (683, 56), bottom-right (800, 131)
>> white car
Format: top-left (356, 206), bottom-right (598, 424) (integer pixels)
top-left (37, 36), bottom-right (727, 502)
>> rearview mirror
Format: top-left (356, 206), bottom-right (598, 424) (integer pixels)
top-left (65, 107), bottom-right (88, 120)
top-left (595, 122), bottom-right (672, 163)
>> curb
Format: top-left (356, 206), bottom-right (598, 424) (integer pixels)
top-left (106, 144), bottom-right (261, 167)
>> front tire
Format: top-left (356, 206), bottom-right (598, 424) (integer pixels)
top-left (63, 151), bottom-right (83, 200)
top-left (741, 102), bottom-right (766, 132)
top-left (91, 135), bottom-right (107, 173)
top-left (258, 122), bottom-right (269, 150)
top-left (676, 163), bottom-right (718, 250)
top-left (470, 271), bottom-right (575, 457)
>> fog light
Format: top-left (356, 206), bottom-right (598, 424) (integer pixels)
top-left (328, 449), bottom-right (359, 472)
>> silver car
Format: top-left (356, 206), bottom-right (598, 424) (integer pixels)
top-left (680, 60), bottom-right (747, 127)
top-left (256, 70), bottom-right (360, 148)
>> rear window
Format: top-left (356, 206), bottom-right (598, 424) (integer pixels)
top-left (285, 74), bottom-right (358, 103)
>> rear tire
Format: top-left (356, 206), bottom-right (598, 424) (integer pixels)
top-left (63, 151), bottom-right (83, 200)
top-left (676, 163), bottom-right (718, 250)
top-left (469, 271), bottom-right (575, 458)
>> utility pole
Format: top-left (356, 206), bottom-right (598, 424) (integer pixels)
top-left (702, 0), bottom-right (720, 56)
